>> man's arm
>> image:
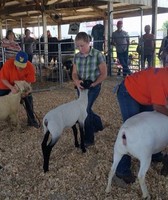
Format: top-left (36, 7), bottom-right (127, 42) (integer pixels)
top-left (1, 79), bottom-right (18, 93)
top-left (153, 104), bottom-right (168, 116)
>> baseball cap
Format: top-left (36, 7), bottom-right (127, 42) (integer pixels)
top-left (117, 20), bottom-right (123, 26)
top-left (14, 51), bottom-right (28, 68)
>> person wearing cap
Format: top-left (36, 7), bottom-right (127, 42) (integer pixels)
top-left (111, 20), bottom-right (131, 77)
top-left (0, 51), bottom-right (39, 128)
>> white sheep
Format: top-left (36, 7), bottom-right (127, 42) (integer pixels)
top-left (41, 88), bottom-right (88, 173)
top-left (0, 80), bottom-right (31, 129)
top-left (105, 111), bottom-right (168, 200)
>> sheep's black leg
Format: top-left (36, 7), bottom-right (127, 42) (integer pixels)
top-left (72, 124), bottom-right (79, 148)
top-left (79, 125), bottom-right (86, 153)
top-left (41, 131), bottom-right (54, 173)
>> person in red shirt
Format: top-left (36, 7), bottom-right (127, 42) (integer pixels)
top-left (0, 51), bottom-right (39, 128)
top-left (115, 67), bottom-right (168, 184)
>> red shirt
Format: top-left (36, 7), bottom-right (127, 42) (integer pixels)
top-left (0, 58), bottom-right (36, 89)
top-left (125, 67), bottom-right (168, 106)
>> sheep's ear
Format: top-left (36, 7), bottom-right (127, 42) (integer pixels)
top-left (24, 83), bottom-right (32, 93)
top-left (14, 82), bottom-right (20, 90)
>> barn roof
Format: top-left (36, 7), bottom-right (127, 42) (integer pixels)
top-left (0, 0), bottom-right (168, 29)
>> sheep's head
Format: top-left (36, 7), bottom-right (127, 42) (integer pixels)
top-left (80, 79), bottom-right (93, 89)
top-left (14, 81), bottom-right (32, 96)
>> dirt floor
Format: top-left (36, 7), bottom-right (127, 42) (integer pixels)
top-left (0, 77), bottom-right (168, 200)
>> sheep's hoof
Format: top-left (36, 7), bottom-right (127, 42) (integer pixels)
top-left (143, 195), bottom-right (151, 200)
top-left (43, 166), bottom-right (49, 173)
top-left (161, 166), bottom-right (168, 176)
top-left (82, 148), bottom-right (86, 153)
top-left (75, 143), bottom-right (80, 148)
top-left (44, 169), bottom-right (49, 173)
top-left (161, 155), bottom-right (168, 176)
top-left (105, 187), bottom-right (111, 193)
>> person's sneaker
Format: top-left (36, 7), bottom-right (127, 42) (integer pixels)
top-left (94, 124), bottom-right (104, 133)
top-left (116, 173), bottom-right (136, 184)
top-left (28, 120), bottom-right (40, 128)
top-left (113, 175), bottom-right (127, 188)
top-left (161, 154), bottom-right (168, 176)
top-left (95, 126), bottom-right (104, 132)
top-left (84, 141), bottom-right (95, 148)
top-left (152, 153), bottom-right (164, 163)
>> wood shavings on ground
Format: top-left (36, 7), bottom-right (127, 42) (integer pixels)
top-left (0, 77), bottom-right (168, 200)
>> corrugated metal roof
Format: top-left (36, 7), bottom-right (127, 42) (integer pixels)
top-left (0, 0), bottom-right (167, 28)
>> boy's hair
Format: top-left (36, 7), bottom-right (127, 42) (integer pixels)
top-left (75, 32), bottom-right (90, 43)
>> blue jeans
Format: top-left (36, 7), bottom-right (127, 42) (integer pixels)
top-left (28, 54), bottom-right (33, 62)
top-left (117, 51), bottom-right (131, 76)
top-left (144, 54), bottom-right (153, 68)
top-left (116, 80), bottom-right (161, 176)
top-left (83, 84), bottom-right (103, 143)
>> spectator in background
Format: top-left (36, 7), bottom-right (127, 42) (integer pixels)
top-left (158, 29), bottom-right (168, 67)
top-left (1, 30), bottom-right (21, 60)
top-left (112, 21), bottom-right (130, 77)
top-left (47, 30), bottom-right (58, 66)
top-left (140, 25), bottom-right (155, 68)
top-left (47, 30), bottom-right (52, 38)
top-left (91, 23), bottom-right (105, 51)
top-left (24, 29), bottom-right (37, 62)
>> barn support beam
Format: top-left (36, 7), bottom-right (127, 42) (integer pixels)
top-left (0, 19), bottom-right (2, 39)
top-left (107, 1), bottom-right (113, 76)
top-left (151, 0), bottom-right (158, 67)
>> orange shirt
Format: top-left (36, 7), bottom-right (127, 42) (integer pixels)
top-left (0, 58), bottom-right (36, 89)
top-left (125, 67), bottom-right (168, 106)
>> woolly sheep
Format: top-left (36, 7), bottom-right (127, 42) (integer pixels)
top-left (41, 88), bottom-right (89, 173)
top-left (105, 111), bottom-right (168, 200)
top-left (0, 80), bottom-right (31, 129)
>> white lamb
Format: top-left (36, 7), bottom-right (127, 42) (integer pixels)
top-left (105, 111), bottom-right (168, 200)
top-left (0, 80), bottom-right (31, 129)
top-left (41, 88), bottom-right (88, 173)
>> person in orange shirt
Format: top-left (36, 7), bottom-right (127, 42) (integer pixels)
top-left (115, 67), bottom-right (168, 184)
top-left (0, 51), bottom-right (39, 128)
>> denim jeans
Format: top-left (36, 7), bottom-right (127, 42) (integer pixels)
top-left (115, 80), bottom-right (161, 176)
top-left (117, 51), bottom-right (131, 76)
top-left (28, 54), bottom-right (33, 62)
top-left (144, 54), bottom-right (153, 68)
top-left (83, 84), bottom-right (103, 143)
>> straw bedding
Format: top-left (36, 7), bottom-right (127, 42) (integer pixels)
top-left (0, 77), bottom-right (168, 200)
